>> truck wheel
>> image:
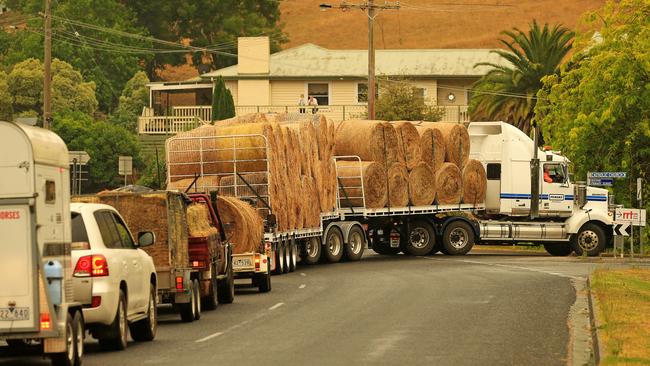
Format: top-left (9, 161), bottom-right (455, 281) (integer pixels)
top-left (192, 279), bottom-right (201, 320)
top-left (217, 261), bottom-right (235, 304)
top-left (98, 290), bottom-right (128, 350)
top-left (404, 220), bottom-right (436, 256)
top-left (303, 237), bottom-right (321, 264)
top-left (572, 223), bottom-right (606, 257)
top-left (283, 240), bottom-right (292, 273)
top-left (130, 284), bottom-right (157, 341)
top-left (288, 241), bottom-right (298, 272)
top-left (442, 221), bottom-right (475, 255)
top-left (344, 226), bottom-right (365, 261)
top-left (543, 242), bottom-right (573, 256)
top-left (202, 265), bottom-right (219, 311)
top-left (430, 240), bottom-right (444, 255)
top-left (257, 266), bottom-right (272, 293)
top-left (50, 312), bottom-right (76, 366)
top-left (179, 281), bottom-right (197, 322)
top-left (274, 242), bottom-right (285, 275)
top-left (324, 227), bottom-right (344, 263)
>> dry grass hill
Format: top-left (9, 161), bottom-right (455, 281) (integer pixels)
top-left (280, 0), bottom-right (605, 50)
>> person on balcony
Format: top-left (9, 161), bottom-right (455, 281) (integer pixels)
top-left (298, 94), bottom-right (306, 113)
top-left (308, 95), bottom-right (319, 114)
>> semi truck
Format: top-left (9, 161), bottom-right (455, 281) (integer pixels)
top-left (167, 121), bottom-right (623, 265)
top-left (0, 121), bottom-right (85, 366)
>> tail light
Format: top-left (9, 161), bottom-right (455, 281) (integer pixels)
top-left (91, 296), bottom-right (102, 308)
top-left (255, 254), bottom-right (261, 271)
top-left (264, 241), bottom-right (271, 257)
top-left (40, 313), bottom-right (51, 330)
top-left (192, 260), bottom-right (206, 268)
top-left (175, 276), bottom-right (184, 291)
top-left (74, 255), bottom-right (109, 277)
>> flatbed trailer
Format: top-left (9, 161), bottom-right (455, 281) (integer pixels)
top-left (167, 132), bottom-right (486, 276)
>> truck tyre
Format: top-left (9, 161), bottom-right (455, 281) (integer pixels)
top-left (303, 237), bottom-right (321, 264)
top-left (257, 266), bottom-right (272, 293)
top-left (284, 240), bottom-right (292, 273)
top-left (51, 312), bottom-right (76, 366)
top-left (344, 225), bottom-right (365, 261)
top-left (274, 242), bottom-right (285, 275)
top-left (543, 242), bottom-right (573, 256)
top-left (430, 240), bottom-right (444, 255)
top-left (404, 220), bottom-right (436, 256)
top-left (572, 223), bottom-right (606, 257)
top-left (324, 227), bottom-right (344, 263)
top-left (202, 264), bottom-right (219, 311)
top-left (98, 290), bottom-right (128, 350)
top-left (179, 281), bottom-right (197, 322)
top-left (192, 279), bottom-right (201, 320)
top-left (217, 261), bottom-right (235, 304)
top-left (442, 221), bottom-right (475, 255)
top-left (130, 284), bottom-right (157, 342)
top-left (288, 241), bottom-right (298, 272)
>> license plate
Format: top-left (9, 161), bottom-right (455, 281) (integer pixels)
top-left (233, 258), bottom-right (252, 269)
top-left (0, 307), bottom-right (30, 321)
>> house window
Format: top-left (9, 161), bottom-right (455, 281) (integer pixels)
top-left (307, 83), bottom-right (329, 106)
top-left (357, 82), bottom-right (379, 104)
top-left (415, 87), bottom-right (427, 100)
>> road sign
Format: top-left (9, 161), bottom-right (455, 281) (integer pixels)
top-left (118, 156), bottom-right (133, 176)
top-left (613, 223), bottom-right (631, 236)
top-left (69, 151), bottom-right (90, 165)
top-left (588, 178), bottom-right (613, 186)
top-left (637, 178), bottom-right (643, 201)
top-left (615, 208), bottom-right (646, 227)
top-left (588, 172), bottom-right (626, 178)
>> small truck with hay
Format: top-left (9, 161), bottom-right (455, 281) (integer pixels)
top-left (0, 121), bottom-right (85, 366)
top-left (72, 190), bottom-right (234, 322)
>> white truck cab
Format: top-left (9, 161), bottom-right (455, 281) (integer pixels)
top-left (469, 122), bottom-right (614, 256)
top-left (0, 121), bottom-right (85, 366)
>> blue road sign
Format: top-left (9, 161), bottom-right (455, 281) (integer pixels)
top-left (589, 178), bottom-right (613, 186)
top-left (588, 172), bottom-right (627, 178)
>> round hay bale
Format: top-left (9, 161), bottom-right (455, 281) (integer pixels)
top-left (336, 161), bottom-right (387, 209)
top-left (334, 120), bottom-right (402, 167)
top-left (408, 161), bottom-right (436, 206)
top-left (391, 121), bottom-right (422, 171)
top-left (216, 196), bottom-right (263, 254)
top-left (417, 122), bottom-right (469, 167)
top-left (435, 162), bottom-right (463, 204)
top-left (462, 159), bottom-right (487, 204)
top-left (387, 162), bottom-right (409, 207)
top-left (415, 125), bottom-right (446, 173)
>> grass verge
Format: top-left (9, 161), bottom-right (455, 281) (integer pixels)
top-left (590, 268), bottom-right (650, 365)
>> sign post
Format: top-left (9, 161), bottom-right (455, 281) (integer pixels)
top-left (638, 178), bottom-right (644, 257)
top-left (118, 156), bottom-right (133, 187)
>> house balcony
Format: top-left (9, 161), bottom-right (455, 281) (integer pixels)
top-left (137, 104), bottom-right (470, 135)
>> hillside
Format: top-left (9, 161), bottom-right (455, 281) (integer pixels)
top-left (279, 0), bottom-right (605, 50)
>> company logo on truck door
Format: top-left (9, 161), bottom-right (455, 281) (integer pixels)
top-left (0, 210), bottom-right (20, 219)
top-left (548, 194), bottom-right (564, 201)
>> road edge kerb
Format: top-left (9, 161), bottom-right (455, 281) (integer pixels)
top-left (586, 277), bottom-right (602, 365)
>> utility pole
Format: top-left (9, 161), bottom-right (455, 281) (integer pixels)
top-left (43, 0), bottom-right (52, 130)
top-left (319, 1), bottom-right (400, 120)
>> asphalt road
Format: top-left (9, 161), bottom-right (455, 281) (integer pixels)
top-left (2, 252), bottom-right (643, 366)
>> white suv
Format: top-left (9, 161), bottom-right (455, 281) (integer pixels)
top-left (71, 203), bottom-right (157, 350)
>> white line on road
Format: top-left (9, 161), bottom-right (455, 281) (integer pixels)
top-left (300, 272), bottom-right (307, 277)
top-left (299, 284), bottom-right (306, 289)
top-left (269, 302), bottom-right (285, 310)
top-left (195, 332), bottom-right (223, 343)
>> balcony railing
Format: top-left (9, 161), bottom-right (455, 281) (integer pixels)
top-left (137, 104), bottom-right (469, 134)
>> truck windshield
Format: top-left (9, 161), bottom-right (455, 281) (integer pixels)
top-left (71, 212), bottom-right (89, 243)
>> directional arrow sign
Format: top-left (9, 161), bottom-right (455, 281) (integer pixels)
top-left (613, 223), bottom-right (631, 236)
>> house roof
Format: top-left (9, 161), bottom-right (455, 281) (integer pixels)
top-left (201, 43), bottom-right (508, 80)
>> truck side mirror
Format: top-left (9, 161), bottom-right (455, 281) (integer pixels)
top-left (137, 231), bottom-right (155, 247)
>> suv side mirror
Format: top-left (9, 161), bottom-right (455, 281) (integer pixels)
top-left (137, 231), bottom-right (155, 247)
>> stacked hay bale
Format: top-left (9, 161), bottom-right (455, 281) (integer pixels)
top-left (333, 120), bottom-right (486, 208)
top-left (166, 113), bottom-right (337, 232)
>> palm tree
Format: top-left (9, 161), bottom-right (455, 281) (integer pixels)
top-left (470, 21), bottom-right (574, 137)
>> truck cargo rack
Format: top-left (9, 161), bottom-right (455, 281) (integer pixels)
top-left (337, 203), bottom-right (485, 218)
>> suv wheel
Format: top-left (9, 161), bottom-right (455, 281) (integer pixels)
top-left (130, 284), bottom-right (157, 341)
